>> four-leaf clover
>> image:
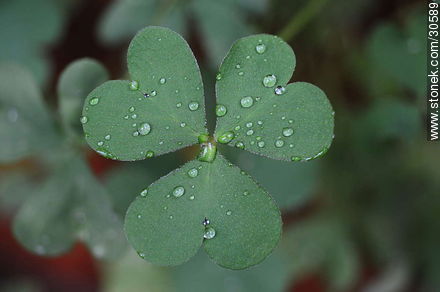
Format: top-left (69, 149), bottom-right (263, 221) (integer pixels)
top-left (82, 26), bottom-right (334, 269)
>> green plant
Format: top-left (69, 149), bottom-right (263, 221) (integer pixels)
top-left (82, 26), bottom-right (334, 269)
top-left (0, 60), bottom-right (126, 259)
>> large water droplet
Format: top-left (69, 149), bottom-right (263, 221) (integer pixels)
top-left (204, 227), bottom-right (216, 239)
top-left (172, 186), bottom-right (185, 198)
top-left (217, 131), bottom-right (235, 144)
top-left (188, 102), bottom-right (199, 111)
top-left (187, 168), bottom-right (198, 178)
top-left (240, 96), bottom-right (254, 108)
top-left (89, 97), bottom-right (99, 105)
top-left (138, 123), bottom-right (151, 135)
top-left (275, 86), bottom-right (286, 95)
top-left (263, 75), bottom-right (277, 87)
top-left (216, 105), bottom-right (227, 117)
top-left (282, 127), bottom-right (294, 137)
top-left (255, 43), bottom-right (266, 54)
top-left (129, 80), bottom-right (139, 90)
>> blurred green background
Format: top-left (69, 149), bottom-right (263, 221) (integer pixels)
top-left (0, 0), bottom-right (436, 291)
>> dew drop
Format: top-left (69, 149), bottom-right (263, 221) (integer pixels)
top-left (282, 127), bottom-right (294, 137)
top-left (216, 73), bottom-right (222, 81)
top-left (263, 74), bottom-right (277, 87)
top-left (172, 186), bottom-right (185, 198)
top-left (246, 122), bottom-right (253, 128)
top-left (133, 131), bottom-right (139, 137)
top-left (204, 227), bottom-right (216, 239)
top-left (188, 102), bottom-right (199, 111)
top-left (243, 191), bottom-right (249, 196)
top-left (138, 252), bottom-right (145, 258)
top-left (131, 114), bottom-right (137, 119)
top-left (151, 90), bottom-right (157, 96)
top-left (159, 77), bottom-right (166, 84)
top-left (180, 122), bottom-right (186, 128)
top-left (275, 86), bottom-right (286, 95)
top-left (187, 168), bottom-right (199, 178)
top-left (226, 210), bottom-right (232, 216)
top-left (257, 141), bottom-right (265, 148)
top-left (235, 64), bottom-right (241, 69)
top-left (238, 71), bottom-right (244, 76)
top-left (240, 96), bottom-right (254, 108)
top-left (104, 135), bottom-right (111, 140)
top-left (246, 129), bottom-right (254, 136)
top-left (235, 141), bottom-right (245, 149)
top-left (217, 131), bottom-right (235, 144)
top-left (202, 218), bottom-right (210, 226)
top-left (291, 156), bottom-right (302, 161)
top-left (97, 141), bottom-right (104, 146)
top-left (137, 214), bottom-right (142, 219)
top-left (89, 97), bottom-right (99, 105)
top-left (80, 116), bottom-right (88, 124)
top-left (140, 189), bottom-right (148, 197)
top-left (129, 106), bottom-right (135, 112)
top-left (129, 80), bottom-right (139, 90)
top-left (138, 122), bottom-right (151, 135)
top-left (176, 102), bottom-right (182, 108)
top-left (216, 104), bottom-right (227, 117)
top-left (255, 43), bottom-right (266, 54)
top-left (189, 195), bottom-right (195, 200)
top-left (234, 125), bottom-right (241, 131)
top-left (143, 93), bottom-right (150, 98)
top-left (257, 120), bottom-right (263, 125)
top-left (275, 139), bottom-right (285, 147)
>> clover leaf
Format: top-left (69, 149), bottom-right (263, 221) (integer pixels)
top-left (0, 61), bottom-right (126, 259)
top-left (82, 26), bottom-right (334, 269)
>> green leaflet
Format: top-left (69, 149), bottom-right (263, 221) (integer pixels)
top-left (58, 58), bottom-right (109, 136)
top-left (0, 63), bottom-right (56, 163)
top-left (13, 157), bottom-right (127, 259)
top-left (82, 27), bottom-right (207, 161)
top-left (125, 154), bottom-right (281, 269)
top-left (215, 34), bottom-right (334, 161)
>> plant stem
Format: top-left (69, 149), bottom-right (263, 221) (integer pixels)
top-left (278, 0), bottom-right (329, 41)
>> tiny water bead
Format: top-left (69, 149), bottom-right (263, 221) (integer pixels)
top-left (80, 116), bottom-right (88, 124)
top-left (133, 131), bottom-right (139, 137)
top-left (189, 195), bottom-right (195, 200)
top-left (104, 135), bottom-right (111, 140)
top-left (143, 93), bottom-right (150, 98)
top-left (172, 186), bottom-right (185, 198)
top-left (235, 64), bottom-right (241, 69)
top-left (243, 191), bottom-right (249, 196)
top-left (188, 101), bottom-right (199, 111)
top-left (138, 252), bottom-right (146, 259)
top-left (216, 73), bottom-right (222, 80)
top-left (275, 139), bottom-right (285, 148)
top-left (282, 127), bottom-right (294, 137)
top-left (291, 156), bottom-right (302, 161)
top-left (176, 102), bottom-right (182, 108)
top-left (226, 210), bottom-right (232, 216)
top-left (145, 150), bottom-right (154, 158)
top-left (151, 90), bottom-right (157, 96)
top-left (246, 122), bottom-right (253, 128)
top-left (257, 141), bottom-right (265, 148)
top-left (97, 141), bottom-right (104, 146)
top-left (138, 123), bottom-right (151, 135)
top-left (204, 227), bottom-right (216, 239)
top-left (180, 122), bottom-right (186, 128)
top-left (140, 189), bottom-right (148, 197)
top-left (263, 74), bottom-right (277, 87)
top-left (240, 96), bottom-right (254, 108)
top-left (129, 80), bottom-right (139, 90)
top-left (217, 131), bottom-right (235, 144)
top-left (255, 43), bottom-right (266, 54)
top-left (235, 141), bottom-right (245, 149)
top-left (187, 168), bottom-right (199, 178)
top-left (216, 104), bottom-right (227, 117)
top-left (159, 77), bottom-right (166, 84)
top-left (246, 129), bottom-right (254, 136)
top-left (275, 86), bottom-right (286, 95)
top-left (202, 218), bottom-right (210, 226)
top-left (129, 106), bottom-right (135, 112)
top-left (89, 97), bottom-right (99, 105)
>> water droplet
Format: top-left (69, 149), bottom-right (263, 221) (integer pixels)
top-left (97, 141), bottom-right (104, 146)
top-left (169, 215), bottom-right (173, 219)
top-left (257, 120), bottom-right (263, 125)
top-left (246, 122), bottom-right (253, 128)
top-left (138, 123), bottom-right (151, 135)
top-left (291, 156), bottom-right (302, 161)
top-left (138, 252), bottom-right (145, 258)
top-left (240, 96), bottom-right (254, 108)
top-left (204, 227), bottom-right (216, 239)
top-left (263, 74), bottom-right (277, 87)
top-left (140, 189), bottom-right (148, 197)
top-left (243, 191), bottom-right (249, 196)
top-left (145, 150), bottom-right (154, 158)
top-left (159, 77), bottom-right (166, 84)
top-left (256, 43), bottom-right (266, 54)
top-left (129, 106), bottom-right (135, 112)
top-left (246, 55), bottom-right (251, 59)
top-left (133, 131), bottom-right (139, 137)
top-left (189, 195), bottom-right (195, 200)
top-left (238, 72), bottom-right (244, 76)
top-left (172, 186), bottom-right (185, 198)
top-left (289, 119), bottom-right (294, 124)
top-left (275, 86), bottom-right (286, 95)
top-left (234, 125), bottom-right (241, 131)
top-left (137, 214), bottom-right (142, 219)
top-left (187, 168), bottom-right (198, 178)
top-left (89, 97), bottom-right (99, 105)
top-left (226, 210), bottom-right (232, 216)
top-left (216, 104), bottom-right (227, 117)
top-left (216, 73), bottom-right (222, 80)
top-left (131, 114), bottom-right (137, 119)
top-left (235, 64), bottom-right (241, 69)
top-left (104, 135), bottom-right (111, 140)
top-left (180, 122), bottom-right (186, 128)
top-left (143, 93), bottom-right (150, 98)
top-left (257, 141), bottom-right (265, 148)
top-left (246, 129), bottom-right (254, 136)
top-left (217, 131), bottom-right (235, 144)
top-left (80, 116), bottom-right (88, 124)
top-left (176, 102), bottom-right (182, 108)
top-left (235, 141), bottom-right (245, 149)
top-left (256, 136), bottom-right (262, 141)
top-left (282, 127), bottom-right (294, 137)
top-left (129, 80), bottom-right (139, 90)
top-left (275, 139), bottom-right (285, 147)
top-left (188, 102), bottom-right (199, 111)
top-left (202, 218), bottom-right (210, 226)
top-left (151, 90), bottom-right (157, 96)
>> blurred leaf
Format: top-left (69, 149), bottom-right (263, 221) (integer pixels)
top-left (367, 9), bottom-right (426, 97)
top-left (0, 171), bottom-right (38, 214)
top-left (82, 27), bottom-right (207, 161)
top-left (125, 154), bottom-right (281, 269)
top-left (215, 34), bottom-right (334, 161)
top-left (0, 0), bottom-right (65, 84)
top-left (281, 217), bottom-right (359, 291)
top-left (0, 63), bottom-right (57, 163)
top-left (222, 146), bottom-right (320, 209)
top-left (13, 157), bottom-right (127, 259)
top-left (58, 58), bottom-right (109, 136)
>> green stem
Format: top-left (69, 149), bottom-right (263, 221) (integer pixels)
top-left (278, 0), bottom-right (329, 41)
